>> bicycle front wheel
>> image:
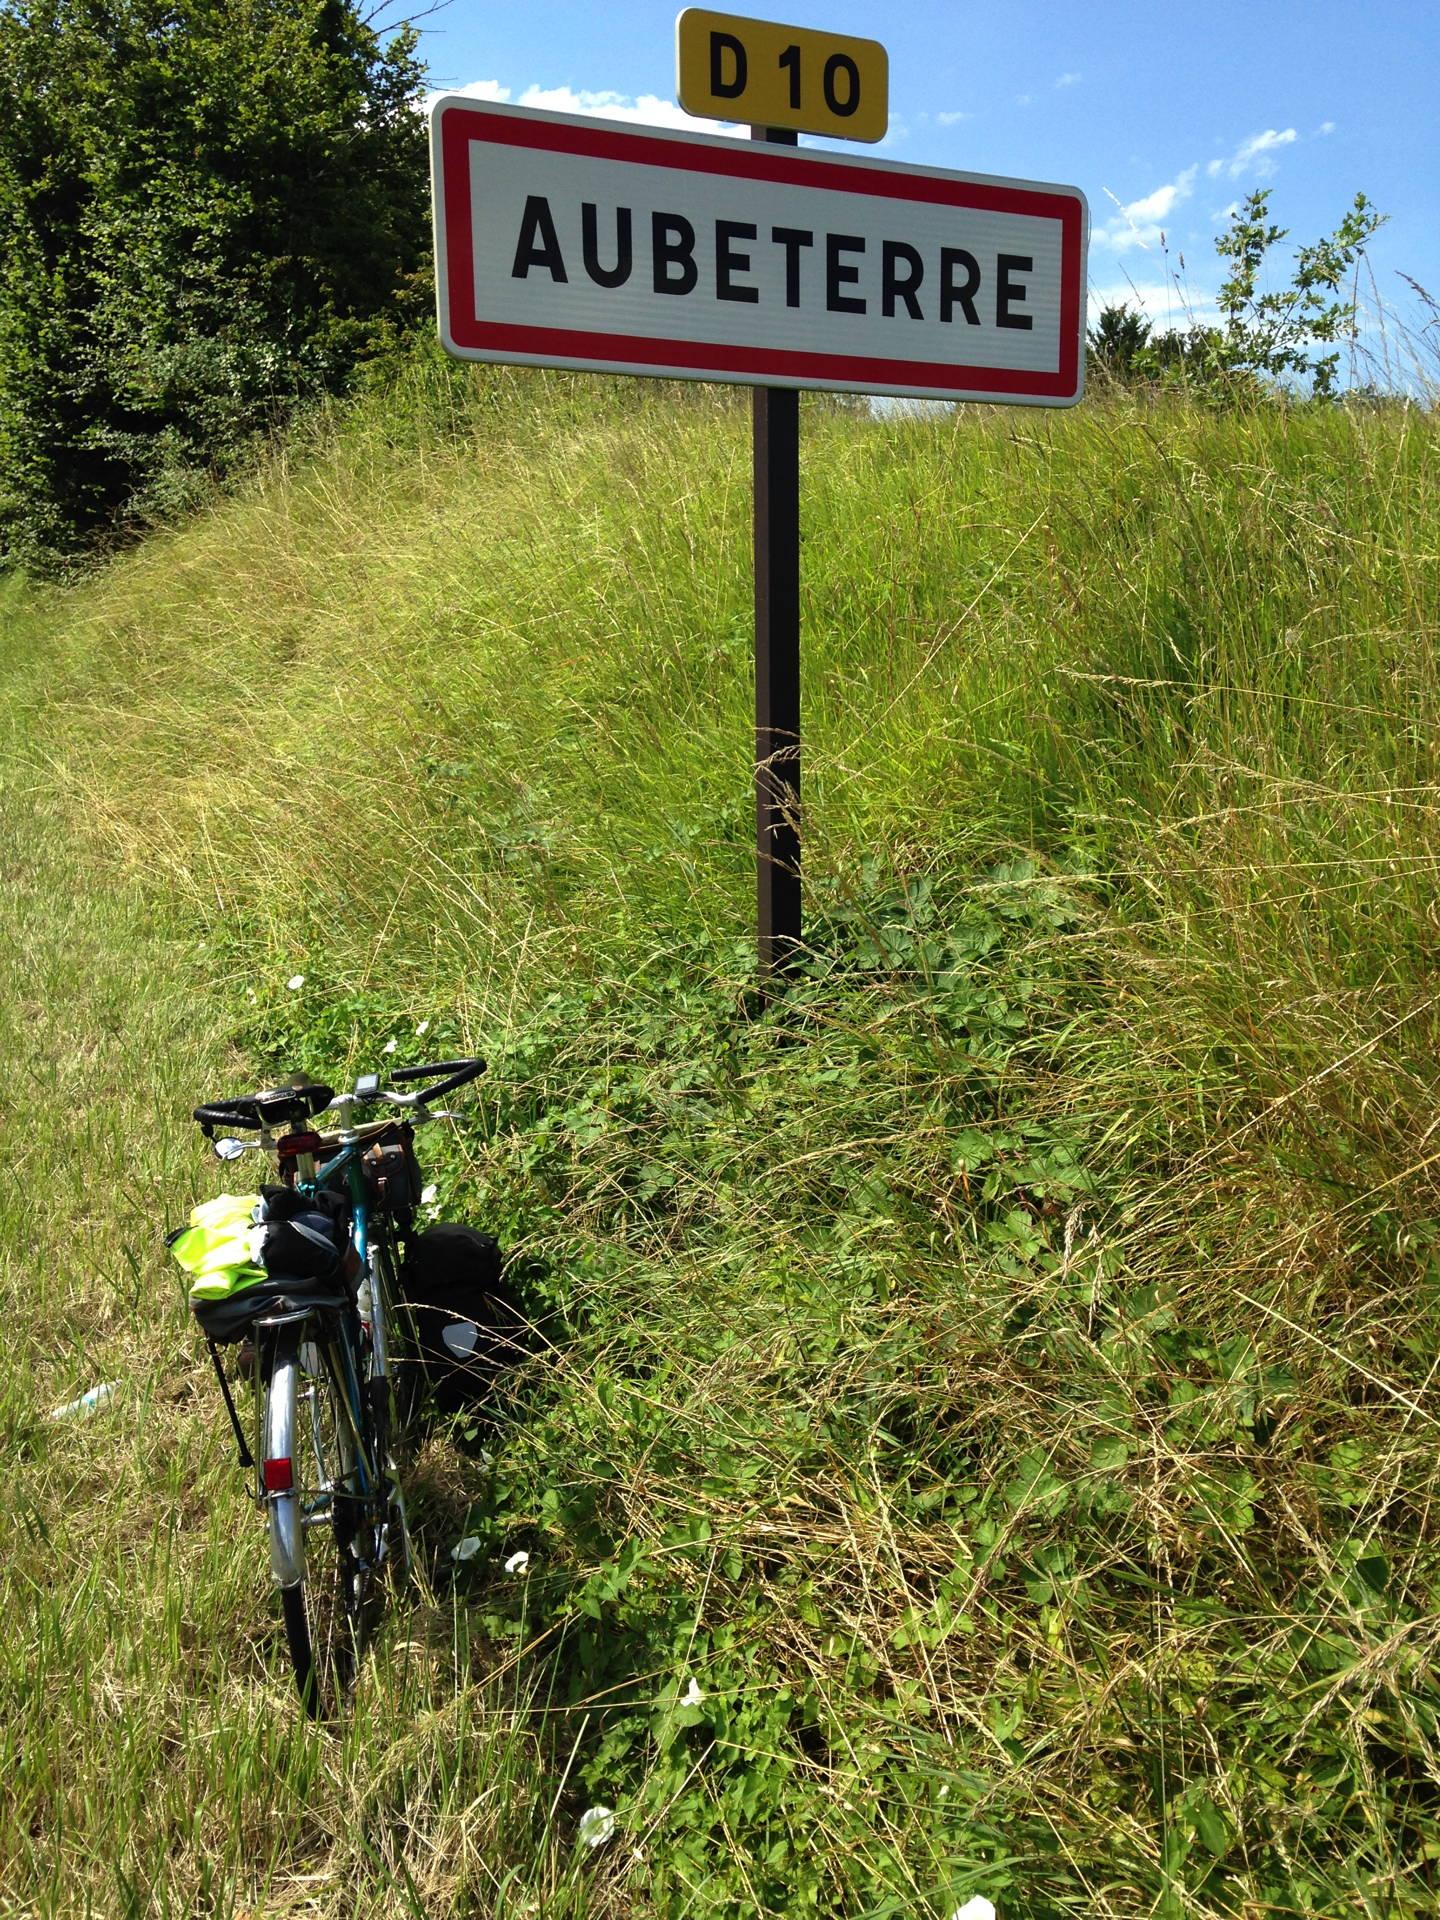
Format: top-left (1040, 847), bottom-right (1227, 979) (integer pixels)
top-left (263, 1317), bottom-right (375, 1716)
top-left (364, 1224), bottom-right (416, 1575)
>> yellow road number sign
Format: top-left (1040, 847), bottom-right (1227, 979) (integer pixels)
top-left (676, 8), bottom-right (888, 144)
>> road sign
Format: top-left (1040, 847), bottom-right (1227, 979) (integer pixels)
top-left (676, 7), bottom-right (888, 144)
top-left (429, 99), bottom-right (1088, 407)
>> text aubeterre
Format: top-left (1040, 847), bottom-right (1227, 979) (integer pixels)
top-left (511, 195), bottom-right (1035, 330)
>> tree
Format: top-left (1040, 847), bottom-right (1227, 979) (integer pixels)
top-left (1087, 304), bottom-right (1152, 383)
top-left (1085, 192), bottom-right (1386, 405)
top-left (1212, 188), bottom-right (1384, 397)
top-left (0, 0), bottom-right (429, 566)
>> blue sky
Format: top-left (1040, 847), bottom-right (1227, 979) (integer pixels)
top-left (414, 1), bottom-right (1437, 385)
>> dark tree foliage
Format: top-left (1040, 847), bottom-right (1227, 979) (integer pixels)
top-left (0, 0), bottom-right (429, 565)
top-left (1087, 306), bottom-right (1224, 391)
top-left (1087, 304), bottom-right (1152, 382)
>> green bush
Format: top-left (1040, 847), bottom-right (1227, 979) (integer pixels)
top-left (0, 0), bottom-right (429, 567)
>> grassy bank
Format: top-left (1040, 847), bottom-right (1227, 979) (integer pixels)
top-left (3, 360), bottom-right (1439, 1916)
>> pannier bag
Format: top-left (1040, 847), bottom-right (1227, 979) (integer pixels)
top-left (362, 1131), bottom-right (423, 1226)
top-left (399, 1224), bottom-right (524, 1414)
top-left (170, 1187), bottom-right (357, 1343)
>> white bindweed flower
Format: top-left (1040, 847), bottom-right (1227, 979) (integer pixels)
top-left (576, 1805), bottom-right (616, 1850)
top-left (948, 1900), bottom-right (996, 1920)
top-left (415, 1018), bottom-right (430, 1037)
top-left (420, 1183), bottom-right (438, 1206)
top-left (286, 974), bottom-right (305, 991)
top-left (451, 1536), bottom-right (481, 1562)
top-left (679, 1676), bottom-right (704, 1708)
top-left (504, 1549), bottom-right (530, 1574)
top-left (382, 1037), bottom-right (397, 1055)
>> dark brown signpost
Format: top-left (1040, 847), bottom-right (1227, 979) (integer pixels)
top-left (751, 124), bottom-right (802, 974)
top-left (429, 21), bottom-right (1087, 980)
top-left (684, 11), bottom-right (893, 976)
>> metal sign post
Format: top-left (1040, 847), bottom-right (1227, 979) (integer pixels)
top-left (752, 123), bottom-right (802, 975)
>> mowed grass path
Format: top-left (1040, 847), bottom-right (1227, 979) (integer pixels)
top-left (1, 371), bottom-right (1439, 1917)
top-left (0, 677), bottom-right (287, 1912)
top-left (0, 608), bottom-right (579, 1918)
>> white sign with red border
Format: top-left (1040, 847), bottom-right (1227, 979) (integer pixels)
top-left (430, 98), bottom-right (1088, 406)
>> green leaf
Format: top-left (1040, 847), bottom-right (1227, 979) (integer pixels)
top-left (1191, 1793), bottom-right (1230, 1859)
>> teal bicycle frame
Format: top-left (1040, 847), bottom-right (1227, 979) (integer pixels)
top-left (262, 1137), bottom-right (407, 1589)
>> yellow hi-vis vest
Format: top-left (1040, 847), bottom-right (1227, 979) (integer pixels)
top-left (170, 1193), bottom-right (265, 1302)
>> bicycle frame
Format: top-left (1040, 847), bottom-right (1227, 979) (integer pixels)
top-left (220, 1141), bottom-right (382, 1500)
top-left (208, 1130), bottom-right (403, 1497)
top-left (324, 1136), bottom-right (414, 1423)
top-left (313, 1135), bottom-right (413, 1564)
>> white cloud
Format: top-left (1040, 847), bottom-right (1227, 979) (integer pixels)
top-left (936, 110), bottom-right (971, 126)
top-left (445, 79), bottom-right (510, 104)
top-left (517, 85), bottom-right (734, 134)
top-left (1015, 92), bottom-right (1034, 107)
top-left (1055, 72), bottom-right (1082, 88)
top-left (1317, 119), bottom-right (1336, 136)
top-left (431, 79), bottom-right (736, 137)
top-left (1205, 127), bottom-right (1297, 180)
top-left (1094, 165), bottom-right (1197, 251)
top-left (1088, 278), bottom-right (1219, 331)
top-left (871, 395), bottom-right (954, 418)
top-left (1125, 168), bottom-right (1197, 224)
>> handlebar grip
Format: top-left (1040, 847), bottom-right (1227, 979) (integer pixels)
top-left (193, 1083), bottom-right (337, 1133)
top-left (389, 1057), bottom-right (486, 1103)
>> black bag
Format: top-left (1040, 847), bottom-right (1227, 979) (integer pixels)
top-left (398, 1224), bottom-right (524, 1414)
top-left (183, 1187), bottom-right (357, 1343)
top-left (193, 1277), bottom-right (352, 1344)
top-left (361, 1130), bottom-right (423, 1227)
top-left (254, 1185), bottom-right (354, 1284)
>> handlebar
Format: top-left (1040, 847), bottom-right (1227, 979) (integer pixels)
top-left (194, 1082), bottom-right (336, 1135)
top-left (387, 1058), bottom-right (486, 1102)
top-left (194, 1058), bottom-right (485, 1136)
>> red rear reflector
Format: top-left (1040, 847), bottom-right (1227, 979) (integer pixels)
top-left (263, 1457), bottom-right (294, 1493)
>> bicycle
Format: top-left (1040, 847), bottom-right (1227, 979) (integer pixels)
top-left (176, 1058), bottom-right (485, 1717)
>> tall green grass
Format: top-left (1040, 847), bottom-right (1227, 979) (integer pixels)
top-left (3, 354), bottom-right (1438, 1916)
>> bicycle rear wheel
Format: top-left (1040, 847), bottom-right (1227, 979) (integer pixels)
top-left (263, 1317), bottom-right (376, 1716)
